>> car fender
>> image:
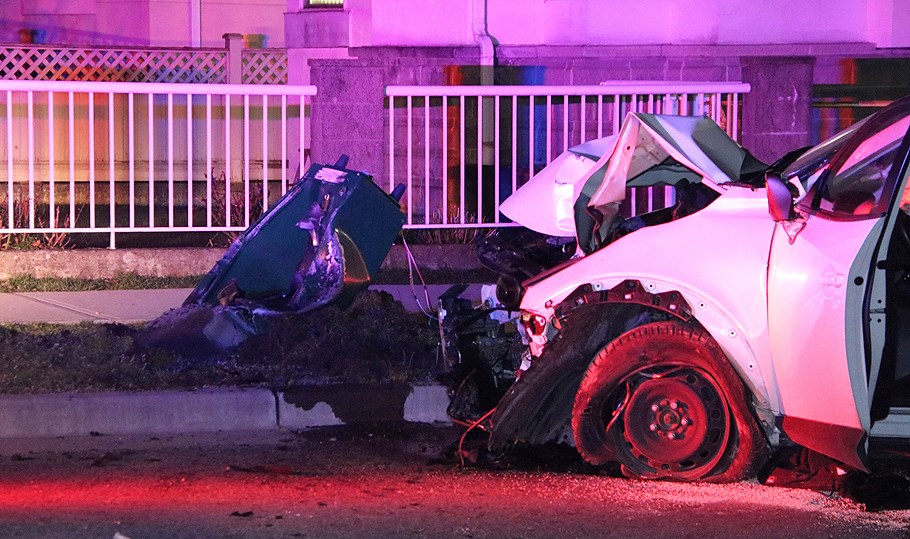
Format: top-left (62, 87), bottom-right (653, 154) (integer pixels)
top-left (492, 276), bottom-right (777, 453)
top-left (518, 190), bottom-right (782, 421)
top-left (548, 276), bottom-right (777, 421)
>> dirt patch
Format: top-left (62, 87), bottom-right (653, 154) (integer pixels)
top-left (0, 290), bottom-right (440, 394)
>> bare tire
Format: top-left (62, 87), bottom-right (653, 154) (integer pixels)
top-left (571, 321), bottom-right (768, 482)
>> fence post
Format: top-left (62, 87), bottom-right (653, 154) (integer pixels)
top-left (223, 33), bottom-right (243, 84)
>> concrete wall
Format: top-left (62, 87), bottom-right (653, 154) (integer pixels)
top-left (5, 0), bottom-right (910, 49)
top-left (486, 0), bottom-right (870, 47)
top-left (192, 0), bottom-right (285, 48)
top-left (307, 44), bottom-right (874, 180)
top-left (741, 57), bottom-right (815, 163)
top-left (867, 0), bottom-right (910, 48)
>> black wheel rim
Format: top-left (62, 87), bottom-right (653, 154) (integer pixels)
top-left (608, 366), bottom-right (731, 480)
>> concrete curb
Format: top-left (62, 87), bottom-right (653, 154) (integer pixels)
top-left (0, 284), bottom-right (488, 324)
top-left (0, 248), bottom-right (226, 280)
top-left (0, 384), bottom-right (451, 439)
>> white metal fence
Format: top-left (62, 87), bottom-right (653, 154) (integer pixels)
top-left (0, 45), bottom-right (288, 84)
top-left (1, 79), bottom-right (749, 247)
top-left (0, 79), bottom-right (315, 247)
top-left (386, 82), bottom-right (750, 228)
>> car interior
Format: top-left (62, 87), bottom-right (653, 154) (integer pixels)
top-left (875, 198), bottom-right (910, 414)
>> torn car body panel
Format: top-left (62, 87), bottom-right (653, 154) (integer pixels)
top-left (187, 163), bottom-right (403, 312)
top-left (499, 135), bottom-right (617, 238)
top-left (140, 159), bottom-right (405, 355)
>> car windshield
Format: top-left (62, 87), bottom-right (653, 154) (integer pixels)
top-left (814, 113), bottom-right (910, 216)
top-left (782, 116), bottom-right (870, 194)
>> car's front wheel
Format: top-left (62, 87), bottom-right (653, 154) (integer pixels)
top-left (571, 321), bottom-right (768, 482)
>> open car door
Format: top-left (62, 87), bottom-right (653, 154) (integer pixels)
top-left (767, 103), bottom-right (910, 471)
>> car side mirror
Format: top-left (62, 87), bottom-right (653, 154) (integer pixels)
top-left (766, 172), bottom-right (796, 222)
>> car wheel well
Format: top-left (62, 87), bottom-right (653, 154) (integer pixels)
top-left (488, 302), bottom-right (677, 453)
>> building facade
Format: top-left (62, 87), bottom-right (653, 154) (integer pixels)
top-left (3, 0), bottom-right (910, 193)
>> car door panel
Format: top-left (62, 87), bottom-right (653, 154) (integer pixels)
top-left (767, 216), bottom-right (880, 471)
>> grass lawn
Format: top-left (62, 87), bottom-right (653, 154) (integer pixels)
top-left (0, 290), bottom-right (441, 394)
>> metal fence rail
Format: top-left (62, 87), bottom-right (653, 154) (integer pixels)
top-left (386, 82), bottom-right (750, 228)
top-left (0, 79), bottom-right (315, 247)
top-left (0, 45), bottom-right (289, 85)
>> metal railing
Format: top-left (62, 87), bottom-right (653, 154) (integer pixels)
top-left (386, 82), bottom-right (750, 228)
top-left (0, 44), bottom-right (288, 85)
top-left (1, 79), bottom-right (315, 247)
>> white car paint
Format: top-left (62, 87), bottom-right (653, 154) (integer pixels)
top-left (766, 215), bottom-right (879, 470)
top-left (499, 135), bottom-right (617, 237)
top-left (518, 186), bottom-right (780, 417)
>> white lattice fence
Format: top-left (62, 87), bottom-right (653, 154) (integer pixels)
top-left (0, 46), bottom-right (226, 83)
top-left (0, 46), bottom-right (289, 85)
top-left (242, 50), bottom-right (288, 85)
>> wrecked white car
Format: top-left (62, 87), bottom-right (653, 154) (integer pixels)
top-left (473, 97), bottom-right (910, 482)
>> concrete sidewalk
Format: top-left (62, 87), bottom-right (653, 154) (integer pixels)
top-left (0, 288), bottom-right (193, 324)
top-left (0, 284), bottom-right (485, 324)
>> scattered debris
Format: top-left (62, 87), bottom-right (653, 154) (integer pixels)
top-left (760, 446), bottom-right (910, 511)
top-left (91, 450), bottom-right (135, 467)
top-left (230, 510), bottom-right (254, 518)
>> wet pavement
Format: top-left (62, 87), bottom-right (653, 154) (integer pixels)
top-left (0, 423), bottom-right (908, 538)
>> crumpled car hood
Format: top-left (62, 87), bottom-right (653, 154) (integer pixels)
top-left (499, 136), bottom-right (617, 238)
top-left (500, 113), bottom-right (765, 238)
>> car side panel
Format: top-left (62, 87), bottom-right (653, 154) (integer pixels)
top-left (519, 189), bottom-right (779, 413)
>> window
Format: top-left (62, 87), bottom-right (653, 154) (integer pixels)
top-left (784, 118), bottom-right (867, 195)
top-left (816, 114), bottom-right (910, 217)
top-left (819, 142), bottom-right (898, 216)
top-left (306, 0), bottom-right (343, 6)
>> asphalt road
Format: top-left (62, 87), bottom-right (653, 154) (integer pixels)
top-left (0, 423), bottom-right (908, 539)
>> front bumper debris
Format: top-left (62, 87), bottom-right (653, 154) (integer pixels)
top-left (137, 157), bottom-right (405, 356)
